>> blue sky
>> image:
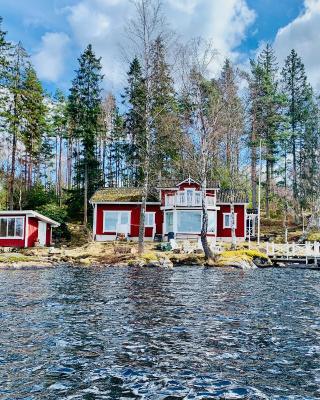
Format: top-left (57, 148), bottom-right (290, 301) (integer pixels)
top-left (0, 0), bottom-right (319, 94)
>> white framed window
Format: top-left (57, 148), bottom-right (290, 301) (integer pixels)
top-left (223, 213), bottom-right (237, 229)
top-left (177, 211), bottom-right (201, 233)
top-left (208, 211), bottom-right (216, 232)
top-left (103, 211), bottom-right (130, 232)
top-left (0, 217), bottom-right (24, 238)
top-left (145, 212), bottom-right (155, 227)
top-left (165, 212), bottom-right (173, 233)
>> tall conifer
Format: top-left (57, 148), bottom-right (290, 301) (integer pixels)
top-left (68, 44), bottom-right (103, 225)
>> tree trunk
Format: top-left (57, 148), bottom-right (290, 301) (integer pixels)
top-left (266, 159), bottom-right (270, 218)
top-left (83, 161), bottom-right (88, 225)
top-left (58, 135), bottom-right (63, 206)
top-left (230, 192), bottom-right (237, 250)
top-left (67, 136), bottom-right (73, 189)
top-left (8, 124), bottom-right (17, 210)
top-left (251, 128), bottom-right (257, 209)
top-left (200, 176), bottom-right (213, 260)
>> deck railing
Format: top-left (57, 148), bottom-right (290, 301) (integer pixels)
top-left (265, 241), bottom-right (320, 258)
top-left (165, 192), bottom-right (216, 207)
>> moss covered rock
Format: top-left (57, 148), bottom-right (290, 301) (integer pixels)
top-left (213, 249), bottom-right (271, 269)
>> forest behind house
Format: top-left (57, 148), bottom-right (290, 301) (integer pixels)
top-left (0, 0), bottom-right (320, 246)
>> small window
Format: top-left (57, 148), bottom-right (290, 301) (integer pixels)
top-left (223, 213), bottom-right (237, 229)
top-left (0, 217), bottom-right (24, 238)
top-left (208, 211), bottom-right (216, 232)
top-left (145, 212), bottom-right (155, 227)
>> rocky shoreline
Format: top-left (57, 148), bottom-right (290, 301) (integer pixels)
top-left (0, 242), bottom-right (273, 270)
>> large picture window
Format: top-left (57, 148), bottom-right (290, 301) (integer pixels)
top-left (177, 211), bottom-right (201, 233)
top-left (103, 211), bottom-right (130, 232)
top-left (0, 217), bottom-right (24, 238)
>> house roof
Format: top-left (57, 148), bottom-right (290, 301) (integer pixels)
top-left (0, 210), bottom-right (60, 227)
top-left (90, 187), bottom-right (160, 203)
top-left (156, 178), bottom-right (220, 189)
top-left (217, 190), bottom-right (249, 204)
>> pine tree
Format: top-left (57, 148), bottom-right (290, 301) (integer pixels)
top-left (5, 42), bottom-right (29, 209)
top-left (255, 44), bottom-right (284, 217)
top-left (51, 90), bottom-right (68, 204)
top-left (20, 65), bottom-right (47, 189)
top-left (281, 49), bottom-right (309, 202)
top-left (150, 36), bottom-right (181, 182)
top-left (122, 57), bottom-right (146, 186)
top-left (0, 16), bottom-right (11, 105)
top-left (68, 44), bottom-right (103, 225)
top-left (219, 59), bottom-right (244, 248)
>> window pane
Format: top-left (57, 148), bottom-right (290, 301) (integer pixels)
top-left (7, 218), bottom-right (15, 236)
top-left (224, 214), bottom-right (230, 228)
top-left (120, 212), bottom-right (129, 225)
top-left (104, 212), bottom-right (118, 231)
top-left (145, 212), bottom-right (154, 226)
top-left (0, 219), bottom-right (7, 237)
top-left (15, 218), bottom-right (23, 237)
top-left (208, 212), bottom-right (215, 232)
top-left (166, 212), bottom-right (173, 232)
top-left (177, 211), bottom-right (201, 233)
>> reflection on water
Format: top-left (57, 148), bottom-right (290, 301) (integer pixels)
top-left (0, 266), bottom-right (320, 399)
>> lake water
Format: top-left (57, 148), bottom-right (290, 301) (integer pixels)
top-left (0, 266), bottom-right (320, 399)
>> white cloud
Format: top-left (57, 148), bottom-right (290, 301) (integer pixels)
top-left (56, 0), bottom-right (255, 88)
top-left (165, 0), bottom-right (256, 74)
top-left (274, 0), bottom-right (320, 89)
top-left (32, 32), bottom-right (70, 82)
top-left (67, 2), bottom-right (110, 44)
top-left (167, 0), bottom-right (199, 14)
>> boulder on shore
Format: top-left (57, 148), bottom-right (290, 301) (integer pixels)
top-left (212, 249), bottom-right (271, 269)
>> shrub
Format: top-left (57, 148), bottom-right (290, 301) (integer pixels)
top-left (36, 203), bottom-right (71, 243)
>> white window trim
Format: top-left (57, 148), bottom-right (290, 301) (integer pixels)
top-left (0, 217), bottom-right (25, 239)
top-left (223, 212), bottom-right (237, 229)
top-left (145, 212), bottom-right (155, 227)
top-left (103, 211), bottom-right (131, 233)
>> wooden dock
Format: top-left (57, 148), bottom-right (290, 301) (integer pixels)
top-left (264, 241), bottom-right (320, 268)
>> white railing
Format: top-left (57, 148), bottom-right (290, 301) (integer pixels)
top-left (165, 192), bottom-right (216, 207)
top-left (265, 241), bottom-right (320, 258)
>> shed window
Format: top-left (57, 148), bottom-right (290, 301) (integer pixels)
top-left (145, 212), bottom-right (155, 227)
top-left (0, 217), bottom-right (24, 238)
top-left (223, 213), bottom-right (237, 229)
top-left (103, 211), bottom-right (130, 232)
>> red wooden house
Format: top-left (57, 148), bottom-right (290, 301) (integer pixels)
top-left (0, 210), bottom-right (60, 248)
top-left (90, 178), bottom-right (248, 243)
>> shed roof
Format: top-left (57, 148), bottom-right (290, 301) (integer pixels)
top-left (217, 190), bottom-right (249, 204)
top-left (90, 187), bottom-right (160, 203)
top-left (0, 210), bottom-right (60, 227)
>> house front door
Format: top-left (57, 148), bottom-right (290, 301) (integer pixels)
top-left (38, 221), bottom-right (46, 246)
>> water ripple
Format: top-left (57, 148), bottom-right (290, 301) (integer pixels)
top-left (0, 266), bottom-right (320, 399)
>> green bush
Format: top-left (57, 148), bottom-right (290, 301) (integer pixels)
top-left (36, 203), bottom-right (71, 242)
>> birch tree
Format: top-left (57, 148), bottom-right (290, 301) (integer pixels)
top-left (219, 59), bottom-right (244, 249)
top-left (126, 0), bottom-right (166, 254)
top-left (179, 38), bottom-right (223, 259)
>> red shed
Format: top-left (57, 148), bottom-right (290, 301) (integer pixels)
top-left (90, 178), bottom-right (249, 243)
top-left (0, 210), bottom-right (60, 248)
